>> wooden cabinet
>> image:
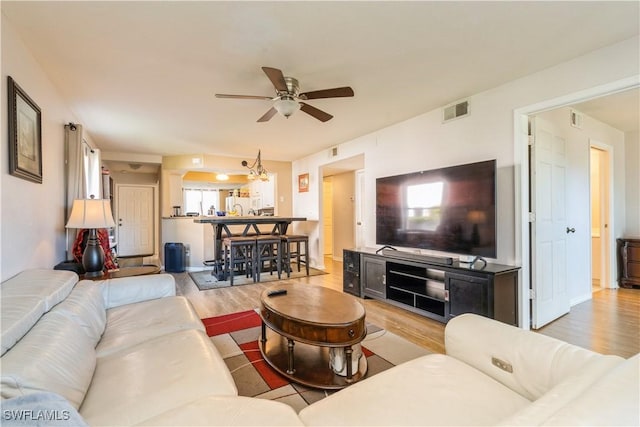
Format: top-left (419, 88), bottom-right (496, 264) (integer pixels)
top-left (447, 272), bottom-right (489, 319)
top-left (361, 254), bottom-right (386, 299)
top-left (343, 249), bottom-right (361, 297)
top-left (347, 248), bottom-right (519, 325)
top-left (249, 176), bottom-right (275, 209)
top-left (617, 238), bottom-right (640, 288)
top-left (168, 174), bottom-right (183, 208)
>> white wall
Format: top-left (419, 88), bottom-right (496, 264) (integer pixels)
top-left (292, 36), bottom-right (639, 327)
top-left (625, 131), bottom-right (640, 236)
top-left (294, 36), bottom-right (639, 267)
top-left (1, 14), bottom-right (87, 281)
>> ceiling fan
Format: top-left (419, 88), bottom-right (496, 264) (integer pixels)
top-left (215, 67), bottom-right (354, 122)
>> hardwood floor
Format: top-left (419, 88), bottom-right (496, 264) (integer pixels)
top-left (175, 257), bottom-right (639, 358)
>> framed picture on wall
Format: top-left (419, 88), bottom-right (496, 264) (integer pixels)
top-left (8, 76), bottom-right (43, 184)
top-left (298, 173), bottom-right (309, 192)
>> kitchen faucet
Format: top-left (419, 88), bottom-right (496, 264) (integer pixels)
top-left (232, 203), bottom-right (244, 216)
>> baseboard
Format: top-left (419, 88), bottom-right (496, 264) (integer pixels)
top-left (570, 292), bottom-right (592, 307)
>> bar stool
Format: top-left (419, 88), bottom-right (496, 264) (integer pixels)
top-left (255, 235), bottom-right (282, 281)
top-left (281, 234), bottom-right (309, 277)
top-left (222, 236), bottom-right (257, 285)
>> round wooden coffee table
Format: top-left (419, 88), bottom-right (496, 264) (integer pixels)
top-left (259, 283), bottom-right (367, 389)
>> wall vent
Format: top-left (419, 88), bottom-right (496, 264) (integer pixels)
top-left (329, 146), bottom-right (339, 157)
top-left (570, 109), bottom-right (583, 129)
top-left (443, 100), bottom-right (469, 122)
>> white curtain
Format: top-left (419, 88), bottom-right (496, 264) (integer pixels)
top-left (83, 145), bottom-right (102, 199)
top-left (64, 123), bottom-right (103, 258)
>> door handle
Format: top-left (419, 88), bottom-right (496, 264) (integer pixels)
top-left (566, 227), bottom-right (575, 234)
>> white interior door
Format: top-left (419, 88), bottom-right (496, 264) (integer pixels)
top-left (117, 185), bottom-right (154, 257)
top-left (531, 116), bottom-right (570, 328)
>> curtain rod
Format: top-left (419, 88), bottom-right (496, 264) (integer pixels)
top-left (68, 122), bottom-right (95, 154)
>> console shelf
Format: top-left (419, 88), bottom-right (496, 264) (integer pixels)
top-left (345, 248), bottom-right (520, 326)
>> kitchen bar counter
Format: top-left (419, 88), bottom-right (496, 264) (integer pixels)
top-left (194, 216), bottom-right (307, 278)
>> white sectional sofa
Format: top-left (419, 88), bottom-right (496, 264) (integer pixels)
top-left (1, 269), bottom-right (638, 426)
top-left (0, 270), bottom-right (302, 426)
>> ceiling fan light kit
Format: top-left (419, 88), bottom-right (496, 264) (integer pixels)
top-left (273, 98), bottom-right (300, 118)
top-left (216, 66), bottom-right (354, 122)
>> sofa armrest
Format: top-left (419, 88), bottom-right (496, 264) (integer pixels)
top-left (445, 314), bottom-right (623, 401)
top-left (89, 274), bottom-right (176, 309)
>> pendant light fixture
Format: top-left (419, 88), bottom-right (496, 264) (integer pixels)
top-left (241, 150), bottom-right (269, 181)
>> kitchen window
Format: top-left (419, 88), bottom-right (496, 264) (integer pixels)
top-left (184, 188), bottom-right (218, 215)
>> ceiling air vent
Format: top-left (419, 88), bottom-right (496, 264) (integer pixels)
top-left (443, 100), bottom-right (469, 122)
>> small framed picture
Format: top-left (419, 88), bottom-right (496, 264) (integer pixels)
top-left (298, 173), bottom-right (309, 193)
top-left (8, 77), bottom-right (42, 184)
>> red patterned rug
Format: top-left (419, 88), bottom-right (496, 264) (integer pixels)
top-left (202, 309), bottom-right (430, 412)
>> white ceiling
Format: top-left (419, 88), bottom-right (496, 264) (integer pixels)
top-left (3, 1), bottom-right (639, 163)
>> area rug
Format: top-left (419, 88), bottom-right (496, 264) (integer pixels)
top-left (190, 263), bottom-right (326, 291)
top-left (203, 309), bottom-right (431, 412)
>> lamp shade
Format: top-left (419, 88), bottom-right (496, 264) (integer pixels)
top-left (273, 98), bottom-right (300, 117)
top-left (467, 210), bottom-right (487, 224)
top-left (65, 199), bottom-right (115, 229)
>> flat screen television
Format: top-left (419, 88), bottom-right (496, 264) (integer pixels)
top-left (376, 159), bottom-right (496, 258)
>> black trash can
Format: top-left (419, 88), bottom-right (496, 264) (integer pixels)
top-left (164, 242), bottom-right (186, 272)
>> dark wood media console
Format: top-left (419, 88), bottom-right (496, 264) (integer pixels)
top-left (344, 248), bottom-right (520, 326)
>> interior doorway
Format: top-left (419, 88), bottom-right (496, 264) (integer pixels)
top-left (320, 154), bottom-right (365, 262)
top-left (323, 177), bottom-right (334, 257)
top-left (589, 143), bottom-right (612, 291)
top-left (516, 78), bottom-right (638, 329)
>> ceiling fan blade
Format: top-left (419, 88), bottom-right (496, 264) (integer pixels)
top-left (257, 107), bottom-right (278, 122)
top-left (262, 67), bottom-right (288, 92)
top-left (215, 94), bottom-right (273, 100)
top-left (299, 102), bottom-right (333, 122)
top-left (299, 86), bottom-right (354, 100)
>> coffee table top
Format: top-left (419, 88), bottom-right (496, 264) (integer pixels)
top-left (261, 283), bottom-right (365, 329)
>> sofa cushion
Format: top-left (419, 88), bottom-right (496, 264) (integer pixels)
top-left (134, 396), bottom-right (304, 426)
top-left (496, 353), bottom-right (624, 426)
top-left (445, 313), bottom-right (624, 401)
top-left (541, 354), bottom-right (640, 426)
top-left (80, 329), bottom-right (237, 426)
top-left (1, 269), bottom-right (78, 355)
top-left (298, 354), bottom-right (530, 426)
top-left (97, 274), bottom-right (175, 309)
top-left (0, 269), bottom-right (78, 309)
top-left (0, 311), bottom-right (96, 409)
top-left (49, 282), bottom-right (106, 343)
top-left (95, 296), bottom-right (204, 357)
top-left (0, 296), bottom-right (46, 356)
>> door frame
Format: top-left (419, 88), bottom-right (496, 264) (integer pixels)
top-left (355, 169), bottom-right (365, 248)
top-left (589, 141), bottom-right (615, 289)
top-left (513, 76), bottom-right (638, 329)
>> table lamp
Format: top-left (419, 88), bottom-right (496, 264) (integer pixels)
top-left (65, 197), bottom-right (115, 278)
